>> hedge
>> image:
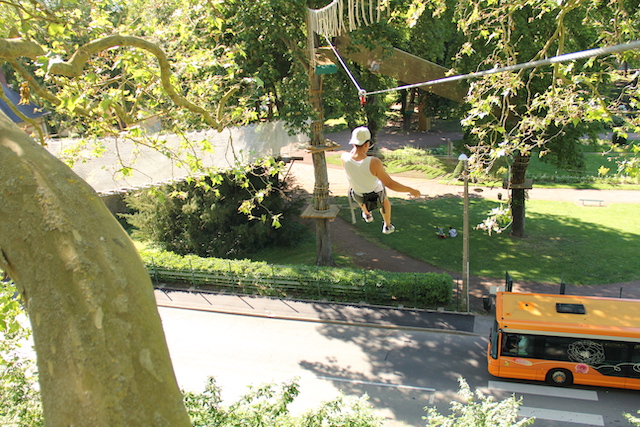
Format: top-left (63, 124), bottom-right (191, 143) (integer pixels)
top-left (140, 247), bottom-right (453, 308)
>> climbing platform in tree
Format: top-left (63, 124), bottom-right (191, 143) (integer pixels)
top-left (320, 36), bottom-right (466, 103)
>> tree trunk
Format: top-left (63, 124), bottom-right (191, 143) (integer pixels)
top-left (400, 89), bottom-right (411, 132)
top-left (308, 45), bottom-right (335, 266)
top-left (0, 112), bottom-right (190, 426)
top-left (510, 152), bottom-right (530, 238)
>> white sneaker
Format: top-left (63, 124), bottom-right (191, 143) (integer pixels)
top-left (362, 211), bottom-right (374, 223)
top-left (382, 224), bottom-right (395, 234)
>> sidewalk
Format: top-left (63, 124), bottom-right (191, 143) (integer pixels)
top-left (154, 283), bottom-right (640, 340)
top-left (155, 288), bottom-right (486, 335)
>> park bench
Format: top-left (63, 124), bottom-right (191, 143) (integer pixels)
top-left (579, 199), bottom-right (604, 206)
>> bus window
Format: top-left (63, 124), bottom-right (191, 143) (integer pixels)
top-left (490, 320), bottom-right (499, 359)
top-left (502, 333), bottom-right (520, 356)
top-left (502, 333), bottom-right (534, 358)
top-left (541, 336), bottom-right (573, 361)
top-left (592, 341), bottom-right (629, 378)
top-left (629, 344), bottom-right (640, 379)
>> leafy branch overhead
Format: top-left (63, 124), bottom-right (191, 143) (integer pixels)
top-left (3, 35), bottom-right (236, 137)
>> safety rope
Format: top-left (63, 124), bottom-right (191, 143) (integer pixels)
top-left (323, 35), bottom-right (368, 105)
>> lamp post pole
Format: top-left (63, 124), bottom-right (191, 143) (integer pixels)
top-left (458, 154), bottom-right (470, 312)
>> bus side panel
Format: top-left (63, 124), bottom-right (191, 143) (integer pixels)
top-left (624, 377), bottom-right (640, 390)
top-left (490, 356), bottom-right (638, 390)
top-left (489, 357), bottom-right (547, 382)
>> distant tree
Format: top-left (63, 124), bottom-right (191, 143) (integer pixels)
top-left (429, 0), bottom-right (640, 236)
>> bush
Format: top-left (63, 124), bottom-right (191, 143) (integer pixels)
top-left (141, 247), bottom-right (454, 308)
top-left (183, 377), bottom-right (384, 427)
top-left (124, 160), bottom-right (307, 259)
top-left (424, 378), bottom-right (534, 427)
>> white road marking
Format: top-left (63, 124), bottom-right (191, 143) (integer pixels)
top-left (318, 376), bottom-right (436, 393)
top-left (519, 406), bottom-right (605, 426)
top-left (488, 380), bottom-right (599, 401)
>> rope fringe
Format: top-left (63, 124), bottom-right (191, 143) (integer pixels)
top-left (308, 0), bottom-right (387, 37)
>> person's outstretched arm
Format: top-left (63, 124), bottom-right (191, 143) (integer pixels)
top-left (369, 157), bottom-right (421, 197)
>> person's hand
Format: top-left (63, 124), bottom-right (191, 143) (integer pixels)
top-left (409, 188), bottom-right (421, 198)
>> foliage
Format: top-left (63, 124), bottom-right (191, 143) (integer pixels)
top-left (140, 246), bottom-right (454, 307)
top-left (422, 0), bottom-right (640, 234)
top-left (626, 410), bottom-right (640, 426)
top-left (474, 203), bottom-right (512, 236)
top-left (0, 0), bottom-right (241, 138)
top-left (124, 159), bottom-right (306, 259)
top-left (424, 377), bottom-right (534, 427)
top-left (0, 282), bottom-right (43, 426)
top-left (218, 0), bottom-right (314, 134)
top-left (183, 377), bottom-right (384, 427)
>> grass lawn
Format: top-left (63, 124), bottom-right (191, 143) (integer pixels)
top-left (243, 125), bottom-right (640, 285)
top-left (336, 196), bottom-right (640, 286)
top-left (253, 197), bottom-right (640, 287)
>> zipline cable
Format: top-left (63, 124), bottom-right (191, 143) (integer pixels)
top-left (363, 39), bottom-right (640, 97)
top-left (323, 35), bottom-right (368, 104)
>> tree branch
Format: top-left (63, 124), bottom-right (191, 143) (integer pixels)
top-left (47, 35), bottom-right (232, 130)
top-left (0, 38), bottom-right (44, 59)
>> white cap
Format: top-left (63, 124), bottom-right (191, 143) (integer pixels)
top-left (349, 126), bottom-right (371, 146)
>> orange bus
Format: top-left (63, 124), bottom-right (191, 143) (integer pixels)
top-left (488, 291), bottom-right (640, 390)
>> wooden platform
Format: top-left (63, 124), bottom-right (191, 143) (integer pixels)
top-left (301, 204), bottom-right (340, 219)
top-left (318, 36), bottom-right (466, 103)
top-left (300, 139), bottom-right (341, 153)
top-left (502, 178), bottom-right (533, 190)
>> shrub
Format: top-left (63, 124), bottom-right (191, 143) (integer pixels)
top-left (124, 160), bottom-right (307, 259)
top-left (183, 377), bottom-right (384, 427)
top-left (424, 378), bottom-right (534, 427)
top-left (141, 247), bottom-right (453, 308)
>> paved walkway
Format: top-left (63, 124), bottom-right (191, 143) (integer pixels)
top-left (155, 288), bottom-right (484, 335)
top-left (281, 128), bottom-right (640, 206)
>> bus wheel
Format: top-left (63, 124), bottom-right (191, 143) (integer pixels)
top-left (546, 369), bottom-right (573, 386)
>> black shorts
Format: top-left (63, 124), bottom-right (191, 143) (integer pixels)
top-left (350, 188), bottom-right (387, 213)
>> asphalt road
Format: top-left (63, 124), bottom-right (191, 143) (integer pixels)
top-left (158, 293), bottom-right (640, 427)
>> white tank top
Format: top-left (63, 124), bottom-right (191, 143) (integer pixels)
top-left (341, 153), bottom-right (384, 195)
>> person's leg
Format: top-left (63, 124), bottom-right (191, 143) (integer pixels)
top-left (360, 204), bottom-right (373, 222)
top-left (381, 197), bottom-right (392, 226)
top-left (351, 190), bottom-right (373, 223)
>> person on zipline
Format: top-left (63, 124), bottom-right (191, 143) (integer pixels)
top-left (341, 126), bottom-right (421, 234)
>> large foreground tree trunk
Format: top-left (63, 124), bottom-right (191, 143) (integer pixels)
top-left (0, 112), bottom-right (190, 426)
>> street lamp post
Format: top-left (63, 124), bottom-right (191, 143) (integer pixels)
top-left (458, 154), bottom-right (470, 312)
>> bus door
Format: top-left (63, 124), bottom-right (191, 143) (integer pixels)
top-left (498, 332), bottom-right (540, 381)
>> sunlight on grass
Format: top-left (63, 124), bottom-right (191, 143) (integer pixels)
top-left (336, 196), bottom-right (640, 286)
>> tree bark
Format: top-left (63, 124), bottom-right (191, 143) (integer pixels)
top-left (308, 49), bottom-right (334, 266)
top-left (510, 152), bottom-right (530, 238)
top-left (0, 111), bottom-right (190, 426)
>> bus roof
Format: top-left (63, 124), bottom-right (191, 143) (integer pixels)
top-left (495, 292), bottom-right (640, 340)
